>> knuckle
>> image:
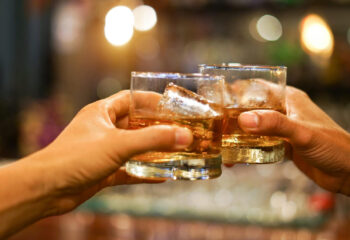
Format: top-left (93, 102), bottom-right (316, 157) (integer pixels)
top-left (77, 103), bottom-right (94, 115)
top-left (272, 112), bottom-right (284, 131)
top-left (297, 89), bottom-right (309, 99)
top-left (119, 90), bottom-right (130, 96)
top-left (294, 125), bottom-right (314, 147)
top-left (287, 87), bottom-right (309, 99)
top-left (94, 100), bottom-right (108, 111)
top-left (105, 90), bottom-right (129, 101)
top-left (77, 100), bottom-right (107, 116)
top-left (259, 110), bottom-right (283, 131)
top-left (111, 90), bottom-right (130, 101)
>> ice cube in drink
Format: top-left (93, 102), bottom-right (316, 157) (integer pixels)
top-left (157, 82), bottom-right (221, 118)
top-left (127, 83), bottom-right (223, 179)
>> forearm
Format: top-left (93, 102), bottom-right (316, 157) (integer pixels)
top-left (0, 154), bottom-right (54, 239)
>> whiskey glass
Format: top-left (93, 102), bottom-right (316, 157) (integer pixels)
top-left (199, 63), bottom-right (286, 164)
top-left (125, 72), bottom-right (225, 180)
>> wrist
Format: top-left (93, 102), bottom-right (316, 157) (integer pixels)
top-left (15, 153), bottom-right (58, 217)
top-left (0, 153), bottom-right (57, 238)
top-left (21, 148), bottom-right (65, 217)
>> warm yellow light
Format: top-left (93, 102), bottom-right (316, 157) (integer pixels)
top-left (300, 14), bottom-right (334, 57)
top-left (104, 6), bottom-right (134, 46)
top-left (133, 5), bottom-right (157, 31)
top-left (256, 15), bottom-right (283, 41)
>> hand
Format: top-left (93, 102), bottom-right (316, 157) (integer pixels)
top-left (22, 90), bottom-right (193, 215)
top-left (238, 86), bottom-right (350, 195)
top-left (0, 90), bottom-right (193, 238)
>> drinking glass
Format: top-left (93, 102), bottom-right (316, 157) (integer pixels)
top-left (125, 72), bottom-right (225, 180)
top-left (199, 63), bottom-right (286, 164)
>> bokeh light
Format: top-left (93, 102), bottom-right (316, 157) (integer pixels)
top-left (256, 15), bottom-right (283, 41)
top-left (52, 3), bottom-right (83, 54)
top-left (270, 191), bottom-right (287, 209)
top-left (300, 14), bottom-right (334, 57)
top-left (133, 5), bottom-right (157, 31)
top-left (281, 201), bottom-right (297, 221)
top-left (249, 17), bottom-right (263, 42)
top-left (104, 6), bottom-right (134, 46)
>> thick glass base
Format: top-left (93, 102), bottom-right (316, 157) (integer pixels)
top-left (222, 143), bottom-right (285, 164)
top-left (125, 157), bottom-right (222, 180)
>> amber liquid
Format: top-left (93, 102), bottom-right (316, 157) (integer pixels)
top-left (128, 115), bottom-right (223, 163)
top-left (222, 107), bottom-right (285, 163)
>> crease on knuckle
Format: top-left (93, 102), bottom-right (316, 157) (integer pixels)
top-left (290, 87), bottom-right (309, 99)
top-left (270, 112), bottom-right (283, 133)
top-left (78, 100), bottom-right (107, 116)
top-left (95, 100), bottom-right (108, 111)
top-left (78, 103), bottom-right (94, 115)
top-left (298, 90), bottom-right (309, 100)
top-left (294, 125), bottom-right (314, 148)
top-left (118, 90), bottom-right (130, 96)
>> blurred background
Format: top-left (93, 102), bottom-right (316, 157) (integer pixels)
top-left (1, 0), bottom-right (350, 239)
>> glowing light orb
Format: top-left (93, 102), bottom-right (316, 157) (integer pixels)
top-left (300, 14), bottom-right (334, 57)
top-left (256, 15), bottom-right (283, 41)
top-left (104, 6), bottom-right (134, 46)
top-left (133, 5), bottom-right (157, 31)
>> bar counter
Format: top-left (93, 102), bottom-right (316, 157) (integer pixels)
top-left (9, 213), bottom-right (350, 240)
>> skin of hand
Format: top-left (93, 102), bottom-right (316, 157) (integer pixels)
top-left (0, 90), bottom-right (193, 239)
top-left (238, 86), bottom-right (350, 195)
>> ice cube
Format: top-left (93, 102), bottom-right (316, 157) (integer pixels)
top-left (227, 79), bottom-right (270, 108)
top-left (223, 79), bottom-right (285, 109)
top-left (240, 80), bottom-right (269, 107)
top-left (198, 81), bottom-right (237, 107)
top-left (158, 83), bottom-right (221, 117)
top-left (223, 82), bottom-right (238, 107)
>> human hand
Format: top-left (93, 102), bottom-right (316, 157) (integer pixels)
top-left (27, 90), bottom-right (193, 216)
top-left (238, 86), bottom-right (350, 195)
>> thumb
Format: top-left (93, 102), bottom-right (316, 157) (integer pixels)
top-left (115, 125), bottom-right (193, 160)
top-left (238, 110), bottom-right (313, 147)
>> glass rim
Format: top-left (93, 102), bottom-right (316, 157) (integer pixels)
top-left (198, 63), bottom-right (287, 71)
top-left (131, 71), bottom-right (224, 81)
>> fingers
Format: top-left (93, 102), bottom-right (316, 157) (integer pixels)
top-left (106, 90), bottom-right (161, 116)
top-left (105, 90), bottom-right (131, 118)
top-left (115, 115), bottom-right (129, 129)
top-left (104, 90), bottom-right (162, 124)
top-left (238, 110), bottom-right (313, 148)
top-left (238, 110), bottom-right (295, 137)
top-left (132, 91), bottom-right (162, 113)
top-left (115, 125), bottom-right (193, 161)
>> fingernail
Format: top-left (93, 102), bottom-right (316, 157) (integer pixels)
top-left (175, 128), bottom-right (193, 149)
top-left (239, 112), bottom-right (259, 129)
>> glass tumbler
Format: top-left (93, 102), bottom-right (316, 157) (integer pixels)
top-left (199, 63), bottom-right (286, 164)
top-left (125, 72), bottom-right (225, 180)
